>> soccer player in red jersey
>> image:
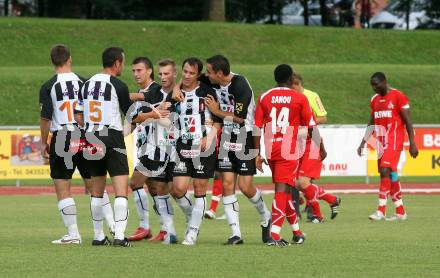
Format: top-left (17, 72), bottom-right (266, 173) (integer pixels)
top-left (254, 64), bottom-right (320, 246)
top-left (357, 72), bottom-right (418, 221)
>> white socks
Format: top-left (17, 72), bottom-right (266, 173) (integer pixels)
top-left (58, 197), bottom-right (79, 238)
top-left (187, 195), bottom-right (206, 238)
top-left (249, 189), bottom-right (271, 224)
top-left (102, 191), bottom-right (115, 233)
top-left (90, 196), bottom-right (105, 241)
top-left (156, 194), bottom-right (176, 235)
top-left (133, 187), bottom-right (149, 229)
top-left (176, 192), bottom-right (193, 224)
top-left (114, 196), bottom-right (129, 240)
top-left (223, 194), bottom-right (241, 238)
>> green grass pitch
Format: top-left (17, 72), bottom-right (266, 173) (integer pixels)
top-left (1, 194), bottom-right (439, 277)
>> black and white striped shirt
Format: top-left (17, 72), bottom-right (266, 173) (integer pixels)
top-left (39, 72), bottom-right (85, 132)
top-left (167, 82), bottom-right (220, 148)
top-left (80, 73), bottom-right (131, 132)
top-left (201, 73), bottom-right (256, 142)
top-left (133, 82), bottom-right (176, 162)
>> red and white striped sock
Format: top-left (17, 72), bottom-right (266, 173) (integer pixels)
top-left (303, 184), bottom-right (323, 219)
top-left (286, 194), bottom-right (302, 236)
top-left (271, 192), bottom-right (287, 240)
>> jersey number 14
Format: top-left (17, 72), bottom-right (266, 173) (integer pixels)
top-left (269, 107), bottom-right (289, 134)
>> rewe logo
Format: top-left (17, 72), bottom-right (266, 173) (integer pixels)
top-left (374, 110), bottom-right (392, 119)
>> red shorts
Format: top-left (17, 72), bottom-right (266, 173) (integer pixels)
top-left (378, 149), bottom-right (401, 172)
top-left (268, 159), bottom-right (299, 186)
top-left (297, 140), bottom-right (322, 179)
top-left (298, 156), bottom-right (322, 179)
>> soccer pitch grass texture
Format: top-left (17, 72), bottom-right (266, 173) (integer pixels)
top-left (0, 194), bottom-right (439, 277)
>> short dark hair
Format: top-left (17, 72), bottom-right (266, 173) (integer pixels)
top-left (292, 73), bottom-right (303, 85)
top-left (132, 56), bottom-right (154, 80)
top-left (182, 57), bottom-right (203, 74)
top-left (274, 64), bottom-right (294, 84)
top-left (102, 47), bottom-right (124, 68)
top-left (50, 44), bottom-right (70, 67)
top-left (371, 72), bottom-right (387, 82)
top-left (206, 55), bottom-right (230, 75)
top-left (158, 58), bottom-right (176, 68)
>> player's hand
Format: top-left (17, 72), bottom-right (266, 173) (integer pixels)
top-left (409, 143), bottom-right (419, 158)
top-left (158, 101), bottom-right (171, 110)
top-left (156, 108), bottom-right (170, 118)
top-left (172, 82), bottom-right (184, 102)
top-left (256, 154), bottom-right (268, 173)
top-left (357, 143), bottom-right (365, 157)
top-left (40, 143), bottom-right (49, 159)
top-left (319, 147), bottom-right (327, 161)
top-left (205, 95), bottom-right (220, 113)
top-left (205, 119), bottom-right (214, 128)
top-left (200, 136), bottom-right (211, 152)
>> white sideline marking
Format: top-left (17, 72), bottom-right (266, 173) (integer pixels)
top-left (202, 189), bottom-right (440, 194)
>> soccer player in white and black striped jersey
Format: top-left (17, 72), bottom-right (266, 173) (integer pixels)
top-left (79, 47), bottom-right (132, 247)
top-left (126, 57), bottom-right (178, 244)
top-left (166, 57), bottom-right (222, 245)
top-left (204, 55), bottom-right (271, 244)
top-left (39, 44), bottom-right (115, 245)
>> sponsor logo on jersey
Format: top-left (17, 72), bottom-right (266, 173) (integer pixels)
top-left (271, 96), bottom-right (291, 104)
top-left (235, 102), bottom-right (243, 113)
top-left (183, 116), bottom-right (196, 133)
top-left (223, 141), bottom-right (243, 151)
top-left (374, 110), bottom-right (392, 119)
top-left (180, 149), bottom-right (201, 158)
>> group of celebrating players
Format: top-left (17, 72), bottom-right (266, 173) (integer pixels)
top-left (39, 44), bottom-right (418, 248)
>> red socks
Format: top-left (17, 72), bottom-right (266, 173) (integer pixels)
top-left (303, 185), bottom-right (323, 219)
top-left (390, 179), bottom-right (405, 215)
top-left (209, 178), bottom-right (223, 212)
top-left (316, 184), bottom-right (337, 204)
top-left (378, 177), bottom-right (391, 214)
top-left (271, 192), bottom-right (288, 240)
top-left (286, 194), bottom-right (302, 236)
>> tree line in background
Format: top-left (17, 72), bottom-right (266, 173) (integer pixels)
top-left (1, 0), bottom-right (439, 24)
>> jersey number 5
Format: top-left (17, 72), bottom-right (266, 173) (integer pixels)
top-left (89, 100), bottom-right (102, 122)
top-left (269, 107), bottom-right (289, 134)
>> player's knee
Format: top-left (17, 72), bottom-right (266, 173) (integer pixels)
top-left (297, 177), bottom-right (310, 190)
top-left (390, 171), bottom-right (399, 182)
top-left (170, 186), bottom-right (185, 199)
top-left (379, 167), bottom-right (391, 178)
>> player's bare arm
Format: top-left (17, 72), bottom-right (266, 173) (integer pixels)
top-left (253, 128), bottom-right (267, 172)
top-left (201, 122), bottom-right (221, 152)
top-left (204, 94), bottom-right (245, 124)
top-left (132, 107), bottom-right (168, 124)
top-left (171, 81), bottom-right (184, 102)
top-left (400, 108), bottom-right (419, 158)
top-left (129, 92), bottom-right (145, 101)
top-left (357, 114), bottom-right (374, 156)
top-left (39, 117), bottom-right (50, 158)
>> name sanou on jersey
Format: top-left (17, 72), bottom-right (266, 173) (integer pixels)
top-left (271, 96), bottom-right (291, 104)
